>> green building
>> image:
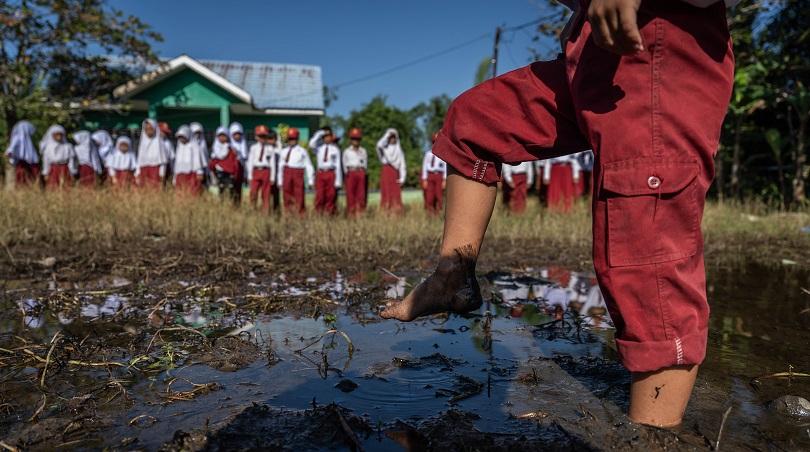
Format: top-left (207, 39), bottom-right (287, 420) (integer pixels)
top-left (82, 55), bottom-right (324, 142)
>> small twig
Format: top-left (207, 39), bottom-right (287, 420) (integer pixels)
top-left (0, 440), bottom-right (20, 452)
top-left (715, 405), bottom-right (732, 451)
top-left (294, 329), bottom-right (354, 357)
top-left (379, 267), bottom-right (413, 287)
top-left (40, 331), bottom-right (62, 388)
top-left (332, 405), bottom-right (363, 452)
top-left (27, 394), bottom-right (46, 423)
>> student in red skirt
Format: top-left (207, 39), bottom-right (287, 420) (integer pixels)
top-left (209, 126), bottom-right (243, 205)
top-left (309, 127), bottom-right (343, 215)
top-left (172, 125), bottom-right (206, 196)
top-left (4, 120), bottom-right (40, 187)
top-left (375, 128), bottom-right (406, 213)
top-left (342, 127), bottom-right (368, 216)
top-left (420, 137), bottom-right (447, 215)
top-left (40, 125), bottom-right (77, 190)
top-left (502, 161), bottom-right (534, 214)
top-left (277, 128), bottom-right (314, 216)
top-left (136, 119), bottom-right (170, 189)
top-left (247, 125), bottom-right (277, 213)
top-left (107, 136), bottom-right (137, 189)
top-left (381, 0), bottom-right (739, 428)
top-left (73, 130), bottom-right (103, 188)
top-left (540, 155), bottom-right (581, 212)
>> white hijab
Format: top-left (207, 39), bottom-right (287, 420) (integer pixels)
top-left (73, 130), bottom-right (104, 173)
top-left (189, 122), bottom-right (209, 164)
top-left (5, 120), bottom-right (38, 164)
top-left (211, 126), bottom-right (231, 160)
top-left (379, 128), bottom-right (404, 169)
top-left (229, 122), bottom-right (247, 160)
top-left (137, 118), bottom-right (169, 166)
top-left (108, 136), bottom-right (136, 170)
top-left (91, 130), bottom-right (114, 162)
top-left (174, 125), bottom-right (206, 173)
top-left (40, 125), bottom-right (69, 154)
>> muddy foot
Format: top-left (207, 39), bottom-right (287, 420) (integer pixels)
top-left (380, 249), bottom-right (483, 322)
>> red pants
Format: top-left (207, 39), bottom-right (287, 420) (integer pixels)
top-left (78, 165), bottom-right (97, 188)
top-left (380, 165), bottom-right (402, 213)
top-left (138, 165), bottom-right (162, 189)
top-left (249, 168), bottom-right (272, 212)
top-left (14, 162), bottom-right (40, 187)
top-left (282, 168), bottom-right (306, 215)
top-left (176, 173), bottom-right (203, 197)
top-left (432, 1), bottom-right (733, 372)
top-left (507, 173), bottom-right (528, 214)
top-left (547, 164), bottom-right (577, 212)
top-left (314, 170), bottom-right (338, 215)
top-left (113, 170), bottom-right (136, 189)
top-left (345, 169), bottom-right (367, 216)
top-left (46, 164), bottom-right (71, 190)
top-left (423, 172), bottom-right (444, 214)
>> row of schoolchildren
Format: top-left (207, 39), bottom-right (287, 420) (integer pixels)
top-left (5, 118), bottom-right (589, 215)
top-left (501, 151), bottom-right (594, 213)
top-left (3, 119), bottom-right (451, 216)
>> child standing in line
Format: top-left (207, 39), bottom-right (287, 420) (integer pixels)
top-left (73, 131), bottom-right (103, 188)
top-left (420, 135), bottom-right (447, 215)
top-left (502, 161), bottom-right (534, 214)
top-left (342, 127), bottom-right (368, 216)
top-left (4, 120), bottom-right (40, 187)
top-left (173, 125), bottom-right (206, 196)
top-left (209, 126), bottom-right (243, 205)
top-left (381, 0), bottom-right (738, 429)
top-left (539, 155), bottom-right (581, 212)
top-left (40, 125), bottom-right (77, 190)
top-left (310, 127), bottom-right (343, 215)
top-left (247, 125), bottom-right (277, 213)
top-left (376, 128), bottom-right (407, 213)
top-left (277, 128), bottom-right (314, 216)
top-left (136, 119), bottom-right (170, 188)
top-left (91, 130), bottom-right (114, 185)
top-left (107, 136), bottom-right (138, 189)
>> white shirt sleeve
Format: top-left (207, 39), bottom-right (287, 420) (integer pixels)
top-left (308, 130), bottom-right (325, 150)
top-left (67, 145), bottom-right (78, 176)
top-left (421, 153), bottom-right (430, 181)
top-left (502, 164), bottom-right (513, 185)
top-left (397, 149), bottom-right (407, 184)
top-left (304, 149), bottom-right (315, 187)
top-left (277, 149), bottom-right (285, 187)
top-left (526, 163), bottom-right (535, 186)
top-left (570, 156), bottom-right (581, 182)
top-left (334, 148), bottom-right (343, 188)
top-left (543, 160), bottom-right (552, 183)
top-left (375, 135), bottom-right (389, 163)
top-left (41, 143), bottom-right (50, 176)
top-left (246, 145), bottom-right (255, 181)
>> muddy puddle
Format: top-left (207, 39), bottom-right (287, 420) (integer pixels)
top-left (1, 263), bottom-right (809, 450)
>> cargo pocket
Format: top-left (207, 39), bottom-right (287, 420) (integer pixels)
top-left (604, 158), bottom-right (700, 267)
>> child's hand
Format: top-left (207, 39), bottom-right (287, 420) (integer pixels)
top-left (587, 0), bottom-right (643, 55)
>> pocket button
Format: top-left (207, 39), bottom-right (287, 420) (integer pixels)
top-left (647, 176), bottom-right (661, 190)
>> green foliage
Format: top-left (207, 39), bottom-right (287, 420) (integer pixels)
top-left (474, 57), bottom-right (493, 85)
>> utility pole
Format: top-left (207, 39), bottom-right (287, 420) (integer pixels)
top-left (490, 26), bottom-right (502, 79)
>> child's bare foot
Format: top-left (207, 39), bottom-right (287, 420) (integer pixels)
top-left (380, 247), bottom-right (483, 321)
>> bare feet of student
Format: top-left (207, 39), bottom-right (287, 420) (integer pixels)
top-left (380, 250), bottom-right (483, 321)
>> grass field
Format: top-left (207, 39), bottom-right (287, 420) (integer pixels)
top-left (0, 188), bottom-right (808, 275)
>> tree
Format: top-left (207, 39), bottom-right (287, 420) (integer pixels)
top-left (410, 94), bottom-right (452, 144)
top-left (0, 0), bottom-right (162, 146)
top-left (338, 96), bottom-right (423, 189)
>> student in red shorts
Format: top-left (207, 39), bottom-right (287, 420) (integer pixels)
top-left (40, 125), bottom-right (77, 190)
top-left (172, 125), bottom-right (206, 196)
top-left (421, 133), bottom-right (447, 215)
top-left (277, 128), bottom-right (314, 216)
top-left (381, 0), bottom-right (738, 428)
top-left (73, 130), bottom-right (104, 188)
top-left (107, 136), bottom-right (138, 189)
top-left (247, 125), bottom-right (277, 213)
top-left (342, 128), bottom-right (369, 216)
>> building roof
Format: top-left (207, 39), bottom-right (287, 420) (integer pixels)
top-left (113, 55), bottom-right (324, 113)
top-left (200, 59), bottom-right (324, 111)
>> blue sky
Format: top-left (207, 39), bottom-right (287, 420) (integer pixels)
top-left (109, 0), bottom-right (561, 117)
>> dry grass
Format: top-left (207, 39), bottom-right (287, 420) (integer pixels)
top-left (0, 189), bottom-right (807, 272)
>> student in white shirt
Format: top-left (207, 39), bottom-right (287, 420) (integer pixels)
top-left (421, 133), bottom-right (447, 215)
top-left (173, 125), bottom-right (207, 196)
top-left (247, 125), bottom-right (277, 213)
top-left (309, 127), bottom-right (343, 215)
top-left (136, 119), bottom-right (170, 189)
top-left (376, 128), bottom-right (407, 213)
top-left (502, 161), bottom-right (535, 214)
top-left (5, 120), bottom-right (40, 187)
top-left (342, 127), bottom-right (368, 216)
top-left (107, 136), bottom-right (138, 189)
top-left (40, 124), bottom-right (77, 190)
top-left (277, 127), bottom-right (314, 216)
top-left (73, 130), bottom-right (103, 188)
top-left (538, 155), bottom-right (581, 212)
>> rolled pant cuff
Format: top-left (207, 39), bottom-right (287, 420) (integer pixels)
top-left (615, 329), bottom-right (707, 373)
top-left (432, 130), bottom-right (500, 185)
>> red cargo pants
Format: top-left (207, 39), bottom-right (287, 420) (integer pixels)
top-left (315, 170), bottom-right (338, 215)
top-left (283, 167), bottom-right (306, 216)
top-left (423, 172), bottom-right (444, 215)
top-left (249, 168), bottom-right (272, 212)
top-left (432, 1), bottom-right (734, 372)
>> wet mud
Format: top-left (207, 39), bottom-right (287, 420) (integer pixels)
top-left (0, 250), bottom-right (809, 451)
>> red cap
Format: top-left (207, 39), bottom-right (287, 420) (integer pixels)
top-left (432, 131), bottom-right (439, 143)
top-left (287, 128), bottom-right (300, 140)
top-left (158, 121), bottom-right (171, 136)
top-left (349, 128), bottom-right (363, 139)
top-left (254, 125), bottom-right (270, 137)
